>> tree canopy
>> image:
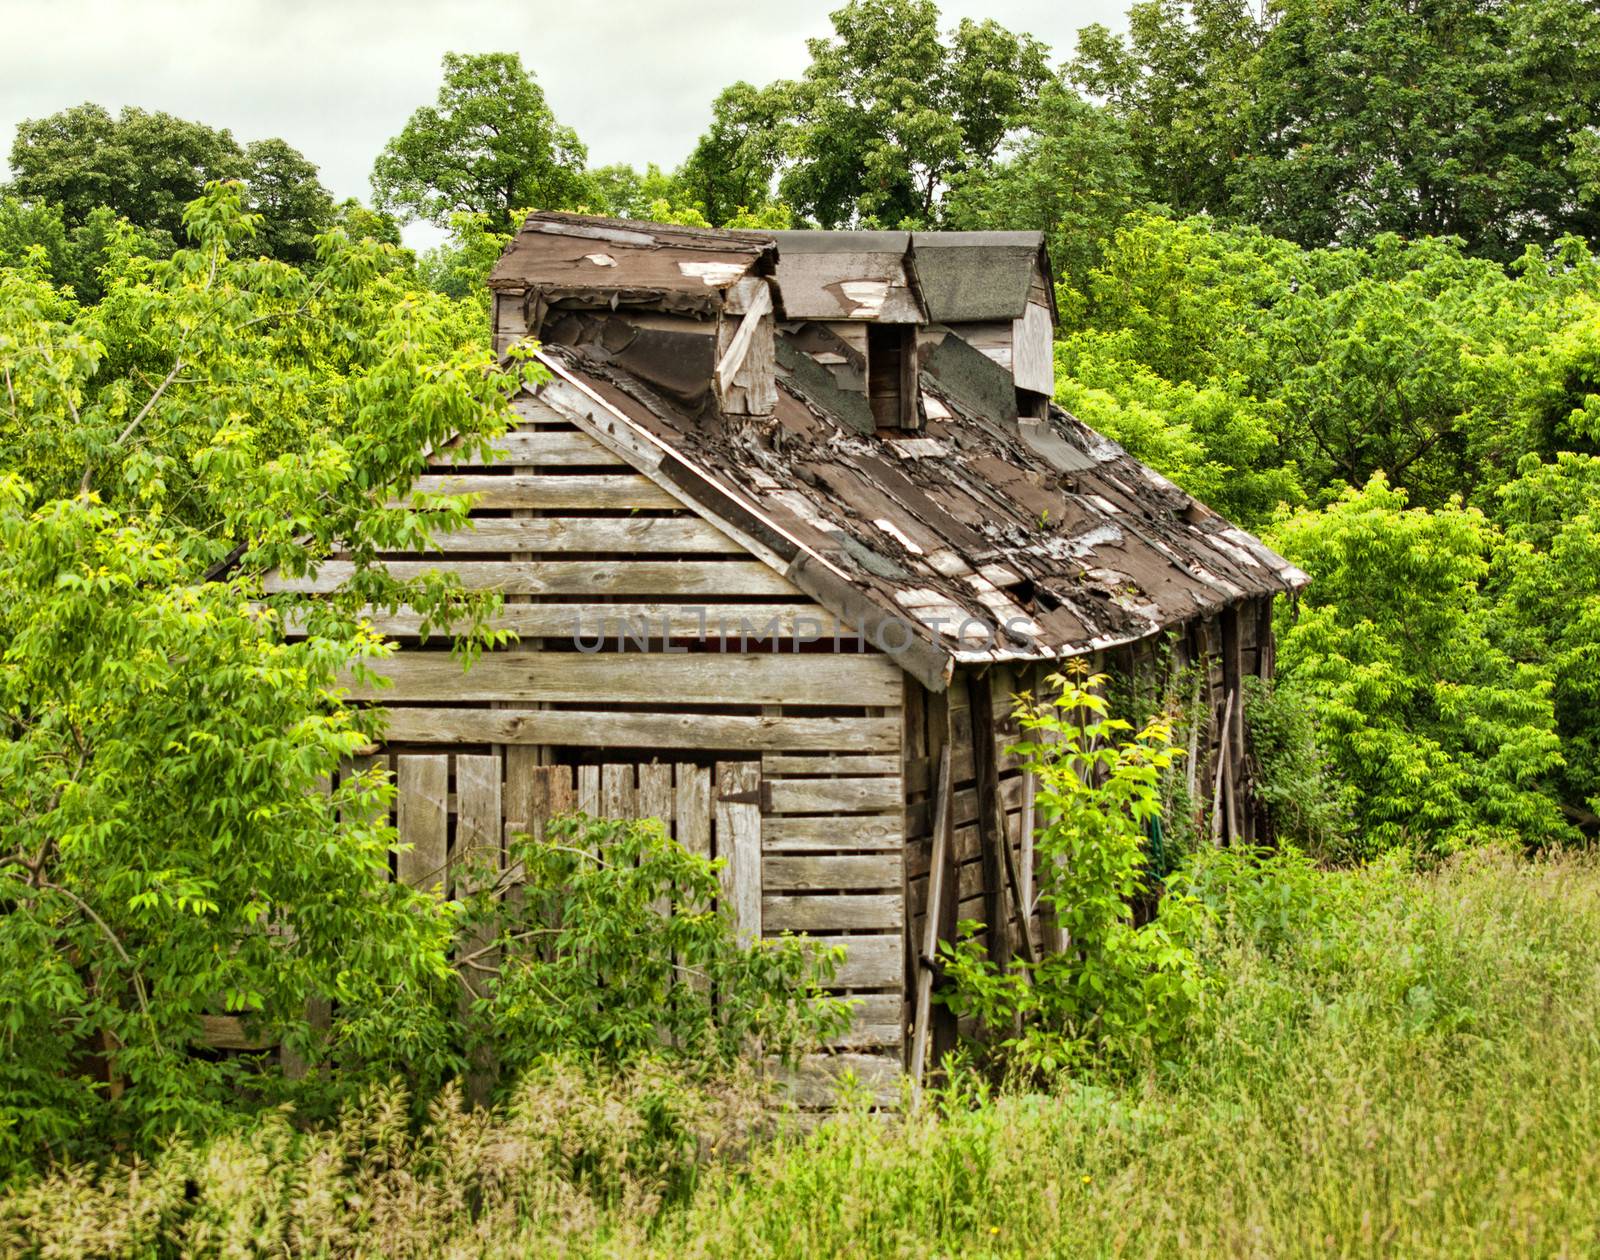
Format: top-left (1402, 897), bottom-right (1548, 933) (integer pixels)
top-left (7, 103), bottom-right (335, 264)
top-left (371, 52), bottom-right (589, 225)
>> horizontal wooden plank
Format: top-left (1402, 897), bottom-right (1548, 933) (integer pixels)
top-left (419, 516), bottom-right (741, 554)
top-left (764, 853), bottom-right (904, 892)
top-left (793, 934), bottom-right (902, 989)
top-left (829, 994), bottom-right (904, 1049)
top-left (430, 431), bottom-right (627, 467)
top-left (771, 1052), bottom-right (901, 1107)
top-left (767, 776), bottom-right (904, 815)
top-left (764, 893), bottom-right (904, 933)
top-left (269, 559), bottom-right (801, 598)
top-left (342, 603), bottom-right (844, 640)
top-left (351, 651), bottom-right (903, 707)
top-left (196, 1014), bottom-right (272, 1051)
top-left (404, 474), bottom-right (680, 510)
top-left (761, 753), bottom-right (900, 776)
top-left (762, 815), bottom-right (902, 851)
top-left (381, 707), bottom-right (900, 752)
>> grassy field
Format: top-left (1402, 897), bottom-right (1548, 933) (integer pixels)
top-left (6, 847), bottom-right (1599, 1258)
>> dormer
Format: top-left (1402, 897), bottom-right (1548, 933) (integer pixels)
top-left (488, 213), bottom-right (779, 419)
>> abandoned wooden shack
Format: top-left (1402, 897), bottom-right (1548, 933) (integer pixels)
top-left (275, 212), bottom-right (1308, 1092)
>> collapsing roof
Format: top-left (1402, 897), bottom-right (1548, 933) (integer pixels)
top-left (493, 212), bottom-right (1307, 691)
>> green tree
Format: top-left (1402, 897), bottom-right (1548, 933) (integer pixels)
top-left (676, 82), bottom-right (791, 226)
top-left (688, 0), bottom-right (1050, 228)
top-left (944, 76), bottom-right (1145, 297)
top-left (7, 104), bottom-right (334, 264)
top-left (1070, 0), bottom-right (1257, 222)
top-left (0, 183), bottom-right (534, 1169)
top-left (242, 138), bottom-right (335, 265)
top-left (1238, 0), bottom-right (1600, 258)
top-left (1494, 454), bottom-right (1600, 825)
top-left (1269, 476), bottom-right (1570, 852)
top-left (371, 52), bottom-right (589, 226)
top-left (1073, 0), bottom-right (1600, 258)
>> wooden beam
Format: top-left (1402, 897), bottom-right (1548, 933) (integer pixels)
top-left (800, 934), bottom-right (901, 988)
top-left (269, 559), bottom-right (804, 598)
top-left (763, 853), bottom-right (905, 891)
top-left (716, 762), bottom-right (762, 944)
top-left (714, 280), bottom-right (773, 397)
top-left (761, 814), bottom-right (903, 851)
top-left (763, 894), bottom-right (903, 934)
top-left (396, 754), bottom-right (448, 893)
top-left (967, 671), bottom-right (1012, 970)
top-left (429, 431), bottom-right (627, 467)
top-left (351, 651), bottom-right (903, 707)
top-left (765, 776), bottom-right (904, 815)
top-left (340, 602), bottom-right (844, 640)
top-left (404, 474), bottom-right (680, 511)
top-left (910, 746), bottom-right (953, 1098)
top-left (381, 707), bottom-right (899, 752)
top-left (415, 515), bottom-right (741, 554)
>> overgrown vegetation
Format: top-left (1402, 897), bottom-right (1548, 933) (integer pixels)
top-left (5, 0), bottom-right (1600, 1247)
top-left (8, 850), bottom-right (1598, 1258)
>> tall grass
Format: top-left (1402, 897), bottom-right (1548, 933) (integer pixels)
top-left (6, 848), bottom-right (1599, 1258)
top-left (645, 848), bottom-right (1600, 1259)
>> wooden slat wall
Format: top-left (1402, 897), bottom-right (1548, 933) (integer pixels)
top-left (360, 753), bottom-right (900, 1051)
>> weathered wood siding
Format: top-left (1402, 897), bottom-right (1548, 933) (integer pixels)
top-left (285, 391), bottom-right (909, 1070)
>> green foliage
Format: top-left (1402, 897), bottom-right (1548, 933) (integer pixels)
top-left (0, 183), bottom-right (535, 1172)
top-left (943, 76), bottom-right (1145, 294)
top-left (940, 669), bottom-right (1206, 1079)
top-left (1, 1060), bottom-right (768, 1254)
top-left (1269, 476), bottom-right (1571, 851)
top-left (1055, 215), bottom-right (1600, 524)
top-left (1072, 0), bottom-right (1600, 259)
top-left (636, 850), bottom-right (1600, 1260)
top-left (676, 83), bottom-right (792, 226)
top-left (458, 814), bottom-right (851, 1079)
top-left (7, 103), bottom-right (334, 265)
top-left (679, 0), bottom-right (1049, 228)
top-left (0, 477), bottom-right (456, 1169)
top-left (1493, 453), bottom-right (1600, 821)
top-left (1242, 676), bottom-right (1356, 862)
top-left (372, 52), bottom-right (589, 226)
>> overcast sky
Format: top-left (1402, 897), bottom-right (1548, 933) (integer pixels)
top-left (0, 0), bottom-right (1128, 248)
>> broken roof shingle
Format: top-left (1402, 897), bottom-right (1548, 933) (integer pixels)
top-left (530, 329), bottom-right (1307, 691)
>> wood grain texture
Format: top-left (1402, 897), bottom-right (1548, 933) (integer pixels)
top-left (761, 814), bottom-right (902, 851)
top-left (766, 776), bottom-right (904, 815)
top-left (381, 707), bottom-right (900, 752)
top-left (353, 652), bottom-right (903, 707)
top-left (418, 515), bottom-right (740, 554)
top-left (762, 893), bottom-right (903, 933)
top-left (429, 431), bottom-right (627, 467)
top-left (405, 474), bottom-right (680, 510)
top-left (763, 853), bottom-right (905, 891)
top-left (716, 762), bottom-right (762, 944)
top-left (796, 934), bottom-right (901, 988)
top-left (396, 755), bottom-right (448, 892)
top-left (344, 602), bottom-right (843, 639)
top-left (761, 753), bottom-right (900, 776)
top-left (453, 753), bottom-right (502, 893)
top-left (269, 559), bottom-right (802, 598)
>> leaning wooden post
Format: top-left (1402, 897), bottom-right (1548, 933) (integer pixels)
top-left (910, 746), bottom-right (953, 1102)
top-left (968, 670), bottom-right (1013, 970)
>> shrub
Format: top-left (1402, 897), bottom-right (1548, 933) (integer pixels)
top-left (939, 667), bottom-right (1207, 1080)
top-left (454, 813), bottom-right (854, 1084)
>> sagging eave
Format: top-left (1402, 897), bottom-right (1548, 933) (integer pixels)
top-left (530, 347), bottom-right (959, 692)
